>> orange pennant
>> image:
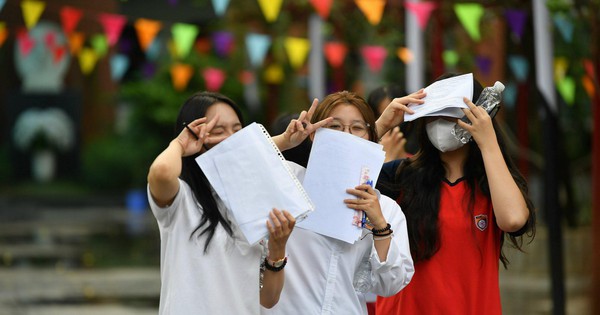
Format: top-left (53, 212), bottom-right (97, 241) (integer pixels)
top-left (582, 75), bottom-right (595, 98)
top-left (355, 0), bottom-right (386, 25)
top-left (135, 18), bottom-right (162, 51)
top-left (170, 63), bottom-right (194, 91)
top-left (0, 23), bottom-right (8, 48)
top-left (396, 47), bottom-right (413, 64)
top-left (68, 32), bottom-right (85, 55)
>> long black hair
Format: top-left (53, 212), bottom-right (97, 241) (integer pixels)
top-left (174, 91), bottom-right (244, 253)
top-left (388, 74), bottom-right (536, 267)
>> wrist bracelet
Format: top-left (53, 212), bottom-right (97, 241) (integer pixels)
top-left (264, 257), bottom-right (287, 272)
top-left (372, 229), bottom-right (394, 237)
top-left (373, 233), bottom-right (394, 241)
top-left (371, 223), bottom-right (391, 234)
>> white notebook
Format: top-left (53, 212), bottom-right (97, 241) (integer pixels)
top-left (196, 122), bottom-right (314, 244)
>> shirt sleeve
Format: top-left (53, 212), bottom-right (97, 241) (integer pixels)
top-left (368, 195), bottom-right (415, 297)
top-left (147, 178), bottom-right (185, 229)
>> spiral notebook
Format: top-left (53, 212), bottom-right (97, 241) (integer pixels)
top-left (196, 122), bottom-right (314, 244)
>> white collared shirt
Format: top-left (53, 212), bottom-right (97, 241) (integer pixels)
top-left (261, 163), bottom-right (414, 315)
top-left (149, 179), bottom-right (266, 315)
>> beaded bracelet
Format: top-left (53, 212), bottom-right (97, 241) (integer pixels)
top-left (373, 233), bottom-right (394, 241)
top-left (264, 257), bottom-right (287, 272)
top-left (371, 223), bottom-right (392, 234)
top-left (373, 229), bottom-right (394, 237)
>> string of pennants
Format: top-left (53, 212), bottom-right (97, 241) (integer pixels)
top-left (0, 0), bottom-right (595, 102)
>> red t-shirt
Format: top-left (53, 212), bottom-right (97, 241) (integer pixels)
top-left (376, 178), bottom-right (502, 315)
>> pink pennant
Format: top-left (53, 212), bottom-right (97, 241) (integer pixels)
top-left (324, 41), bottom-right (347, 68)
top-left (53, 46), bottom-right (66, 64)
top-left (475, 55), bottom-right (492, 75)
top-left (98, 13), bottom-right (127, 46)
top-left (203, 67), bottom-right (226, 91)
top-left (310, 0), bottom-right (333, 20)
top-left (404, 1), bottom-right (437, 30)
top-left (18, 31), bottom-right (36, 57)
top-left (60, 6), bottom-right (82, 35)
top-left (360, 45), bottom-right (387, 73)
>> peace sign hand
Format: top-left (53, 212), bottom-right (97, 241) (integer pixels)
top-left (175, 115), bottom-right (219, 157)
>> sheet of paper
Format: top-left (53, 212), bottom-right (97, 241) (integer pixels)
top-left (297, 128), bottom-right (385, 243)
top-left (196, 123), bottom-right (314, 244)
top-left (404, 73), bottom-right (473, 122)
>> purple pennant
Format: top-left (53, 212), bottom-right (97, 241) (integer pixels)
top-left (505, 9), bottom-right (527, 40)
top-left (475, 56), bottom-right (492, 75)
top-left (168, 0), bottom-right (178, 6)
top-left (142, 61), bottom-right (157, 79)
top-left (212, 31), bottom-right (234, 57)
top-left (119, 37), bottom-right (134, 54)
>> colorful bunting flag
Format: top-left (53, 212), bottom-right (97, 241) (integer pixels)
top-left (91, 34), bottom-right (109, 57)
top-left (553, 57), bottom-right (568, 82)
top-left (355, 0), bottom-right (386, 25)
top-left (135, 18), bottom-right (162, 51)
top-left (60, 6), bottom-right (82, 35)
top-left (502, 81), bottom-right (517, 109)
top-left (475, 55), bottom-right (492, 75)
top-left (556, 76), bottom-right (575, 105)
top-left (284, 37), bottom-right (311, 70)
top-left (21, 0), bottom-right (46, 30)
top-left (553, 14), bottom-right (574, 43)
top-left (111, 54), bottom-right (129, 81)
top-left (213, 31), bottom-right (235, 57)
top-left (79, 48), bottom-right (98, 75)
top-left (442, 50), bottom-right (459, 67)
top-left (98, 13), bottom-right (127, 46)
top-left (324, 41), bottom-right (347, 68)
top-left (508, 55), bottom-right (529, 83)
top-left (582, 75), bottom-right (595, 98)
top-left (0, 0), bottom-right (5, 13)
top-left (360, 45), bottom-right (387, 73)
top-left (68, 32), bottom-right (85, 54)
top-left (147, 38), bottom-right (163, 61)
top-left (170, 63), bottom-right (194, 91)
top-left (583, 59), bottom-right (596, 80)
top-left (203, 67), bottom-right (226, 91)
top-left (172, 23), bottom-right (199, 59)
top-left (245, 33), bottom-right (271, 68)
top-left (258, 0), bottom-right (283, 23)
top-left (505, 9), bottom-right (527, 41)
top-left (264, 64), bottom-right (284, 84)
top-left (310, 0), bottom-right (333, 20)
top-left (0, 23), bottom-right (7, 48)
top-left (454, 3), bottom-right (484, 41)
top-left (404, 1), bottom-right (437, 30)
top-left (211, 0), bottom-right (231, 17)
top-left (396, 47), bottom-right (413, 64)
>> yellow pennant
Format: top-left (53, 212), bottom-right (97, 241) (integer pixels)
top-left (264, 64), bottom-right (284, 84)
top-left (582, 75), bottom-right (595, 98)
top-left (553, 57), bottom-right (568, 82)
top-left (355, 0), bottom-right (386, 25)
top-left (21, 0), bottom-right (46, 29)
top-left (257, 0), bottom-right (283, 23)
top-left (284, 37), bottom-right (311, 70)
top-left (79, 48), bottom-right (98, 75)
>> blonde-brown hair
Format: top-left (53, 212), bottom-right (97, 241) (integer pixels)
top-left (310, 91), bottom-right (378, 142)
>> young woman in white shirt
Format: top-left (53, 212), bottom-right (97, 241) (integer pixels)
top-left (265, 91), bottom-right (417, 315)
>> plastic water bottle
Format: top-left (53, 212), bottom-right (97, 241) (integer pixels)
top-left (451, 81), bottom-right (505, 144)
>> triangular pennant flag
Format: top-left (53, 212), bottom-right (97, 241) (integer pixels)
top-left (442, 50), bottom-right (459, 67)
top-left (0, 23), bottom-right (8, 47)
top-left (211, 0), bottom-right (231, 17)
top-left (79, 48), bottom-right (99, 75)
top-left (264, 64), bottom-right (284, 84)
top-left (508, 55), bottom-right (529, 83)
top-left (21, 0), bottom-right (46, 30)
top-left (503, 81), bottom-right (517, 109)
top-left (360, 45), bottom-right (387, 73)
top-left (203, 67), bottom-right (226, 91)
top-left (213, 31), bottom-right (235, 57)
top-left (284, 37), bottom-right (311, 70)
top-left (258, 0), bottom-right (283, 23)
top-left (135, 18), bottom-right (162, 51)
top-left (475, 55), bottom-right (492, 75)
top-left (454, 3), bottom-right (484, 41)
top-left (172, 23), bottom-right (199, 59)
top-left (0, 0), bottom-right (6, 13)
top-left (553, 57), bottom-right (569, 82)
top-left (110, 54), bottom-right (129, 82)
top-left (404, 1), bottom-right (437, 30)
top-left (355, 0), bottom-right (386, 25)
top-left (170, 63), bottom-right (194, 91)
top-left (583, 59), bottom-right (596, 80)
top-left (68, 32), bottom-right (85, 55)
top-left (505, 9), bottom-right (527, 41)
top-left (98, 13), bottom-right (127, 47)
top-left (90, 34), bottom-right (109, 58)
top-left (324, 41), bottom-right (347, 68)
top-left (245, 33), bottom-right (271, 68)
top-left (142, 61), bottom-right (156, 79)
top-left (18, 31), bottom-right (36, 57)
top-left (556, 76), bottom-right (575, 105)
top-left (60, 6), bottom-right (82, 35)
top-left (310, 0), bottom-right (334, 20)
top-left (553, 14), bottom-right (574, 43)
top-left (147, 38), bottom-right (162, 61)
top-left (396, 47), bottom-right (413, 64)
top-left (582, 75), bottom-right (595, 98)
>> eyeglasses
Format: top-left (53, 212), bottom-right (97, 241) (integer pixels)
top-left (325, 119), bottom-right (370, 137)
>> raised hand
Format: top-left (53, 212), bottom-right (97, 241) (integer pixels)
top-left (266, 209), bottom-right (296, 259)
top-left (175, 115), bottom-right (219, 156)
top-left (380, 126), bottom-right (408, 162)
top-left (275, 98), bottom-right (333, 151)
top-left (456, 97), bottom-right (498, 151)
top-left (344, 184), bottom-right (387, 230)
top-left (376, 89), bottom-right (426, 137)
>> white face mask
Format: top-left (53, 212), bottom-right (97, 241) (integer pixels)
top-left (426, 119), bottom-right (465, 152)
